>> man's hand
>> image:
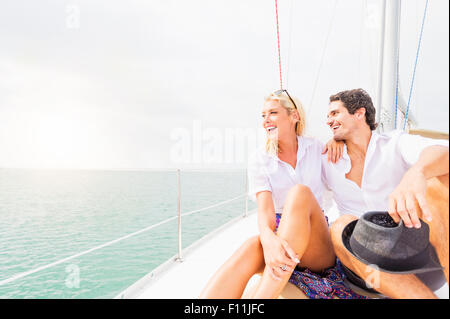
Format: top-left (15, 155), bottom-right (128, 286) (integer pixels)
top-left (388, 167), bottom-right (432, 228)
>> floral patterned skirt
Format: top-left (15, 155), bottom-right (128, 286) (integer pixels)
top-left (275, 213), bottom-right (368, 299)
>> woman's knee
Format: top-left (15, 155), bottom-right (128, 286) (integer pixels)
top-left (236, 236), bottom-right (265, 273)
top-left (236, 236), bottom-right (263, 259)
top-left (241, 235), bottom-right (261, 250)
top-left (284, 184), bottom-right (314, 209)
top-left (288, 184), bottom-right (313, 198)
top-left (225, 236), bottom-right (263, 272)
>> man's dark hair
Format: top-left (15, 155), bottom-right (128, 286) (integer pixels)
top-left (329, 88), bottom-right (378, 131)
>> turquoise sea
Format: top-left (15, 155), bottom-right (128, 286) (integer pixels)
top-left (0, 168), bottom-right (255, 299)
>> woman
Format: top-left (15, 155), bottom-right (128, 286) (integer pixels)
top-left (199, 90), bottom-right (363, 299)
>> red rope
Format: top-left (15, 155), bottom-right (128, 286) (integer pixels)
top-left (275, 0), bottom-right (283, 90)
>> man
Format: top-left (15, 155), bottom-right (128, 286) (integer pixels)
top-left (322, 88), bottom-right (449, 298)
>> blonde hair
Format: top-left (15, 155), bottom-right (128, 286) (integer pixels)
top-left (264, 91), bottom-right (306, 155)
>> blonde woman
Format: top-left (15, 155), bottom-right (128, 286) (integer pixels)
top-left (199, 90), bottom-right (365, 299)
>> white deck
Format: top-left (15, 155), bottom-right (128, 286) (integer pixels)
top-left (116, 210), bottom-right (260, 299)
top-left (116, 207), bottom-right (449, 299)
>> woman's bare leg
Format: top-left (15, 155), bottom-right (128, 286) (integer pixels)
top-left (252, 185), bottom-right (336, 299)
top-left (199, 235), bottom-right (265, 298)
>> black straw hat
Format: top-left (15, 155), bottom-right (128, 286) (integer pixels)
top-left (342, 211), bottom-right (443, 274)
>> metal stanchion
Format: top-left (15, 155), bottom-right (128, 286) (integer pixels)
top-left (244, 168), bottom-right (248, 217)
top-left (176, 168), bottom-right (183, 262)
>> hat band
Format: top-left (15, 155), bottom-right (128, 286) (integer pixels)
top-left (350, 238), bottom-right (431, 272)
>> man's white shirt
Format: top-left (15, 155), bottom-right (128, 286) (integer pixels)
top-left (247, 130), bottom-right (448, 218)
top-left (321, 130), bottom-right (449, 218)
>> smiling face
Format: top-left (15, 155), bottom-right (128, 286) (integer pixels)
top-left (328, 89), bottom-right (378, 135)
top-left (261, 99), bottom-right (298, 142)
top-left (326, 100), bottom-right (361, 141)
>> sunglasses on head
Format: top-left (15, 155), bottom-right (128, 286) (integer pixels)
top-left (273, 89), bottom-right (298, 110)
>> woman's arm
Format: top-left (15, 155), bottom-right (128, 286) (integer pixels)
top-left (256, 191), bottom-right (299, 280)
top-left (256, 191), bottom-right (277, 240)
top-left (322, 139), bottom-right (345, 163)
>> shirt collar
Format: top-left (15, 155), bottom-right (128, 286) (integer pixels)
top-left (266, 135), bottom-right (314, 164)
top-left (336, 130), bottom-right (385, 173)
top-left (365, 130), bottom-right (390, 164)
top-left (336, 144), bottom-right (351, 173)
top-left (296, 135), bottom-right (314, 163)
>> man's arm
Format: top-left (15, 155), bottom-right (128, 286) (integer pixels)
top-left (388, 145), bottom-right (449, 228)
top-left (415, 145), bottom-right (449, 179)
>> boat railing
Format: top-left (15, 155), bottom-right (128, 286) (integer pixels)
top-left (0, 168), bottom-right (249, 288)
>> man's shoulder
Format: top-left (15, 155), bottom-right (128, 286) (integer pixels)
top-left (374, 129), bottom-right (404, 142)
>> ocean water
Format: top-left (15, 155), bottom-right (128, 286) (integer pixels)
top-left (0, 168), bottom-right (255, 299)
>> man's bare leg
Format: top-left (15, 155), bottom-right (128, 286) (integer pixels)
top-left (425, 174), bottom-right (449, 282)
top-left (330, 214), bottom-right (437, 299)
top-left (330, 174), bottom-right (449, 299)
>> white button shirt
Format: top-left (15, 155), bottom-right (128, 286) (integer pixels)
top-left (248, 136), bottom-right (324, 214)
top-left (321, 130), bottom-right (449, 218)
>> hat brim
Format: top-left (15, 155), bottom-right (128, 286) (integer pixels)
top-left (340, 262), bottom-right (381, 294)
top-left (342, 220), bottom-right (443, 274)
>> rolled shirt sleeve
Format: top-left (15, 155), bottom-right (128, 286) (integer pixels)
top-left (397, 131), bottom-right (449, 166)
top-left (247, 151), bottom-right (272, 202)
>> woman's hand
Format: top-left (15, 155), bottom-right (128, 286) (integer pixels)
top-left (260, 231), bottom-right (299, 281)
top-left (322, 139), bottom-right (345, 163)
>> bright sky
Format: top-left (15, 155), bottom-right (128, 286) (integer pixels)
top-left (0, 0), bottom-right (448, 169)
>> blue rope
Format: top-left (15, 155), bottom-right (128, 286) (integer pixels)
top-left (403, 0), bottom-right (429, 131)
top-left (394, 48), bottom-right (400, 129)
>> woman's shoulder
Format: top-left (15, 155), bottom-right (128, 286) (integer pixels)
top-left (248, 146), bottom-right (272, 166)
top-left (299, 135), bottom-right (325, 151)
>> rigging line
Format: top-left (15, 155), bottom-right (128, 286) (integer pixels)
top-left (180, 194), bottom-right (245, 217)
top-left (403, 0), bottom-right (429, 131)
top-left (394, 44), bottom-right (400, 129)
top-left (286, 0), bottom-right (294, 90)
top-left (306, 0), bottom-right (339, 119)
top-left (275, 0), bottom-right (283, 89)
top-left (0, 215), bottom-right (178, 286)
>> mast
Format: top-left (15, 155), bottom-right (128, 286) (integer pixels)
top-left (375, 0), bottom-right (386, 132)
top-left (377, 0), bottom-right (401, 132)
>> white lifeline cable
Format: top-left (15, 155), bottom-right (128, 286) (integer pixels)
top-left (0, 194), bottom-right (246, 286)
